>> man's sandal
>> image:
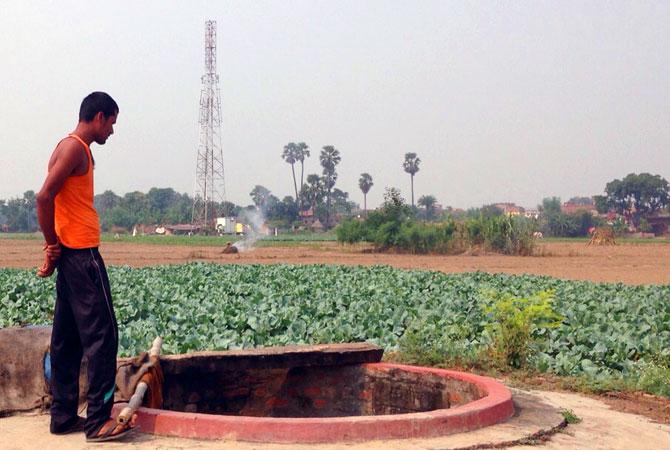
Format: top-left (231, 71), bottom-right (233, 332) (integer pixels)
top-left (51, 416), bottom-right (86, 435)
top-left (86, 419), bottom-right (136, 443)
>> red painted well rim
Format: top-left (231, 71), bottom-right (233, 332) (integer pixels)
top-left (113, 362), bottom-right (514, 443)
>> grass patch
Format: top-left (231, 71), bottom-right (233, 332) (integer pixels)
top-left (560, 409), bottom-right (582, 424)
top-left (102, 232), bottom-right (336, 246)
top-left (542, 236), bottom-right (670, 245)
top-left (496, 360), bottom-right (670, 400)
top-left (0, 232), bottom-right (42, 240)
top-left (3, 231), bottom-right (668, 245)
top-left (106, 234), bottom-right (237, 246)
top-left (0, 231), bottom-right (336, 246)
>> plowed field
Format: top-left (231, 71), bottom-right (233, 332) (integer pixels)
top-left (2, 239), bottom-right (669, 285)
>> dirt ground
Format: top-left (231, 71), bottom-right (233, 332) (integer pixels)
top-left (3, 239), bottom-right (670, 285)
top-left (2, 238), bottom-right (670, 448)
top-left (508, 375), bottom-right (670, 425)
top-left (1, 389), bottom-right (669, 449)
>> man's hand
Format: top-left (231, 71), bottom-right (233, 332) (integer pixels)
top-left (37, 254), bottom-right (57, 277)
top-left (37, 241), bottom-right (60, 278)
top-left (43, 241), bottom-right (61, 261)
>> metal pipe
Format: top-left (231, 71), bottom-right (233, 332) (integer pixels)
top-left (116, 336), bottom-right (163, 424)
top-left (117, 382), bottom-right (148, 424)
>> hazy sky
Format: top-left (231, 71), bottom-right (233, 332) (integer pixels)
top-left (1, 1), bottom-right (668, 209)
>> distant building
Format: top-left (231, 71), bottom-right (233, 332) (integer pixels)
top-left (299, 207), bottom-right (315, 221)
top-left (493, 203), bottom-right (525, 216)
top-left (561, 199), bottom-right (598, 215)
top-left (298, 208), bottom-right (326, 231)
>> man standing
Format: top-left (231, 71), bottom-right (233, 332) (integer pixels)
top-left (36, 92), bottom-right (133, 442)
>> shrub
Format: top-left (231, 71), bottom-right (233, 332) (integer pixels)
top-left (482, 215), bottom-right (508, 252)
top-left (464, 216), bottom-right (486, 246)
top-left (499, 215), bottom-right (536, 256)
top-left (374, 220), bottom-right (403, 249)
top-left (397, 222), bottom-right (438, 254)
top-left (633, 353), bottom-right (670, 397)
top-left (335, 191), bottom-right (536, 256)
top-left (335, 218), bottom-right (366, 244)
top-left (434, 220), bottom-right (458, 253)
top-left (470, 215), bottom-right (536, 255)
top-left (484, 290), bottom-right (563, 369)
top-left (336, 213), bottom-right (536, 256)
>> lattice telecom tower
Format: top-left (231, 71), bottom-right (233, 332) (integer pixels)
top-left (192, 20), bottom-right (226, 229)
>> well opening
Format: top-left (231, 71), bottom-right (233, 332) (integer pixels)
top-left (113, 343), bottom-right (514, 442)
top-left (162, 363), bottom-right (485, 418)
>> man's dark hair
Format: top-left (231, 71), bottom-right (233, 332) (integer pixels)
top-left (79, 92), bottom-right (119, 122)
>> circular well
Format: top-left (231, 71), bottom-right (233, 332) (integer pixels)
top-left (114, 362), bottom-right (514, 443)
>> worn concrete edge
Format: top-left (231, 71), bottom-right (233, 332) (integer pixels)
top-left (118, 343), bottom-right (385, 372)
top-left (112, 362), bottom-right (514, 444)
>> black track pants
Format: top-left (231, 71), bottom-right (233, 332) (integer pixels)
top-left (49, 246), bottom-right (118, 437)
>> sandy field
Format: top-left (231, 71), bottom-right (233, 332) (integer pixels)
top-left (2, 239), bottom-right (670, 285)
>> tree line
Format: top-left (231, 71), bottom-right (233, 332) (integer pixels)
top-left (1, 170), bottom-right (667, 236)
top-left (0, 143), bottom-right (427, 233)
top-left (0, 184), bottom-right (356, 233)
top-left (336, 172), bottom-right (670, 255)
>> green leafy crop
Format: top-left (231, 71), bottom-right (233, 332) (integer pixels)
top-left (1, 264), bottom-right (669, 384)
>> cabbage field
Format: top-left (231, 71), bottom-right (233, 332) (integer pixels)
top-left (1, 263), bottom-right (669, 383)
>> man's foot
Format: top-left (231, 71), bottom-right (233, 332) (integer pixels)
top-left (51, 416), bottom-right (86, 435)
top-left (86, 419), bottom-right (136, 443)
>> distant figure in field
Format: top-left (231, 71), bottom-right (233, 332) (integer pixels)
top-left (588, 226), bottom-right (616, 246)
top-left (222, 242), bottom-right (239, 254)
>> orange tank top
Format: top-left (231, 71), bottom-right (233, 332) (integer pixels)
top-left (54, 134), bottom-right (101, 248)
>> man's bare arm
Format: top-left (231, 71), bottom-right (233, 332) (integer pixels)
top-left (35, 140), bottom-right (85, 276)
top-left (36, 141), bottom-right (84, 242)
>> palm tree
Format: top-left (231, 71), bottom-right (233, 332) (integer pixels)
top-left (250, 185), bottom-right (271, 209)
top-left (418, 194), bottom-right (437, 221)
top-left (358, 173), bottom-right (373, 216)
top-left (281, 143), bottom-right (299, 203)
top-left (403, 152), bottom-right (421, 207)
top-left (319, 145), bottom-right (341, 173)
top-left (304, 174), bottom-right (323, 212)
top-left (320, 146), bottom-right (341, 228)
top-left (295, 142), bottom-right (310, 206)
